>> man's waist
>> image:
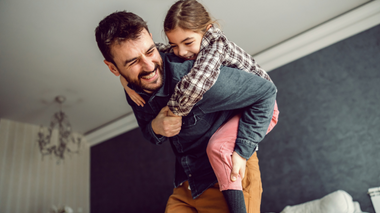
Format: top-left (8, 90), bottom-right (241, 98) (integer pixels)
top-left (173, 162), bottom-right (218, 199)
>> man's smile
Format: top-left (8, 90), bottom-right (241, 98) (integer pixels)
top-left (141, 70), bottom-right (157, 80)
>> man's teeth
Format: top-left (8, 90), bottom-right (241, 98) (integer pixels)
top-left (187, 55), bottom-right (193, 59)
top-left (141, 71), bottom-right (155, 79)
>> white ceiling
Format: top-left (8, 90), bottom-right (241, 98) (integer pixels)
top-left (0, 0), bottom-right (370, 134)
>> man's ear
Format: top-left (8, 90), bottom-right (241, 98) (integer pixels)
top-left (104, 60), bottom-right (120, 77)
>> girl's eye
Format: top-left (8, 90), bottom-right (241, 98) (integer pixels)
top-left (185, 41), bottom-right (194, 45)
top-left (170, 45), bottom-right (178, 48)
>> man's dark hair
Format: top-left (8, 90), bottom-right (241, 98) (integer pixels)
top-left (95, 11), bottom-right (150, 65)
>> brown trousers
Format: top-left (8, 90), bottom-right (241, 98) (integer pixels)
top-left (165, 152), bottom-right (262, 213)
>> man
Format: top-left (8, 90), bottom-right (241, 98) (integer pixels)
top-left (95, 11), bottom-right (276, 213)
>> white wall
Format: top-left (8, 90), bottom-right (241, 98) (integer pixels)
top-left (0, 119), bottom-right (90, 213)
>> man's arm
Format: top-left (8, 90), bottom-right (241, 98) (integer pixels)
top-left (151, 106), bottom-right (182, 137)
top-left (126, 91), bottom-right (182, 145)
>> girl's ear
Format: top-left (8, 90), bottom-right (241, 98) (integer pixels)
top-left (207, 24), bottom-right (212, 30)
top-left (104, 60), bottom-right (120, 77)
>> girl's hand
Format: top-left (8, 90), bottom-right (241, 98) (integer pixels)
top-left (120, 76), bottom-right (146, 107)
top-left (231, 151), bottom-right (247, 181)
top-left (126, 87), bottom-right (146, 107)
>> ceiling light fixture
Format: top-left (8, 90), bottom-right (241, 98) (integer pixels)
top-left (37, 95), bottom-right (81, 162)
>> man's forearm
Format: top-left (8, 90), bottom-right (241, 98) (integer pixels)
top-left (151, 106), bottom-right (182, 137)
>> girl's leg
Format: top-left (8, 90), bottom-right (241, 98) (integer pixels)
top-left (207, 101), bottom-right (279, 213)
top-left (207, 114), bottom-right (243, 191)
top-left (266, 101), bottom-right (279, 134)
top-left (207, 114), bottom-right (246, 213)
top-left (207, 101), bottom-right (279, 191)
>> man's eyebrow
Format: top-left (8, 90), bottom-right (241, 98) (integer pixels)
top-left (146, 44), bottom-right (156, 53)
top-left (123, 44), bottom-right (156, 67)
top-left (169, 37), bottom-right (193, 45)
top-left (123, 57), bottom-right (137, 67)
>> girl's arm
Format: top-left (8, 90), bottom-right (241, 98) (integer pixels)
top-left (227, 40), bottom-right (274, 83)
top-left (120, 76), bottom-right (145, 107)
top-left (167, 36), bottom-right (226, 116)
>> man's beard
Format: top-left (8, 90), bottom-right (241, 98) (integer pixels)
top-left (121, 62), bottom-right (164, 93)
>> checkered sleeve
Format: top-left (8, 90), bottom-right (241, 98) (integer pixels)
top-left (167, 38), bottom-right (226, 116)
top-left (227, 41), bottom-right (273, 83)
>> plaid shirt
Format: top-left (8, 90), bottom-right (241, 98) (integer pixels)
top-left (158, 26), bottom-right (273, 116)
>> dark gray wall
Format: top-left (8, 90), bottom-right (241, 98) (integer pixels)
top-left (258, 24), bottom-right (380, 213)
top-left (91, 24), bottom-right (380, 213)
top-left (91, 128), bottom-right (175, 213)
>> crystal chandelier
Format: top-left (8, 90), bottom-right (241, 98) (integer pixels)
top-left (37, 96), bottom-right (81, 161)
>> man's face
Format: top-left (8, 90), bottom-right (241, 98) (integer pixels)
top-left (107, 29), bottom-right (164, 93)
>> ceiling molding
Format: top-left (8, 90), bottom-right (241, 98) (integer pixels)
top-left (85, 1), bottom-right (380, 146)
top-left (254, 0), bottom-right (380, 72)
top-left (86, 113), bottom-right (138, 147)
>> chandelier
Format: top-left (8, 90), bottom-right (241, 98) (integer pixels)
top-left (37, 96), bottom-right (81, 162)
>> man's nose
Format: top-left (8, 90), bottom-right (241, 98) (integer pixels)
top-left (141, 56), bottom-right (155, 71)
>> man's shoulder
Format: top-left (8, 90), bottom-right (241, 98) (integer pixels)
top-left (161, 52), bottom-right (194, 81)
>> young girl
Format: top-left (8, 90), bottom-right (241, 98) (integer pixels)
top-left (122, 1), bottom-right (279, 213)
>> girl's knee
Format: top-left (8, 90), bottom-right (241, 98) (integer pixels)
top-left (206, 139), bottom-right (219, 157)
top-left (207, 138), bottom-right (236, 161)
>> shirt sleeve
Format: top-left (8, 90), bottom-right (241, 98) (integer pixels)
top-left (196, 66), bottom-right (277, 159)
top-left (230, 42), bottom-right (274, 83)
top-left (167, 38), bottom-right (226, 116)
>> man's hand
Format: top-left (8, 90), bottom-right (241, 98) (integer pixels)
top-left (151, 106), bottom-right (182, 137)
top-left (231, 151), bottom-right (247, 181)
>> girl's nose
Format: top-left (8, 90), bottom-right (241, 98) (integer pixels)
top-left (179, 47), bottom-right (187, 57)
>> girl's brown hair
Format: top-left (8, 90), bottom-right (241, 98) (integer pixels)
top-left (164, 0), bottom-right (217, 34)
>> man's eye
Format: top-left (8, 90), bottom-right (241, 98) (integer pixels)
top-left (129, 60), bottom-right (137, 66)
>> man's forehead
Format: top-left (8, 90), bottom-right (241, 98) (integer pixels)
top-left (110, 29), bottom-right (152, 57)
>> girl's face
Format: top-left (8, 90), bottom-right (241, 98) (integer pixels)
top-left (166, 27), bottom-right (204, 61)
